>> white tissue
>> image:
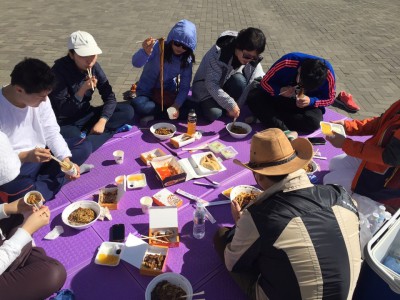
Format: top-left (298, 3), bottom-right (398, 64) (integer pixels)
top-left (44, 225), bottom-right (64, 240)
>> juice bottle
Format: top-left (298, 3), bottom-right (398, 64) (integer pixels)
top-left (187, 109), bottom-right (197, 136)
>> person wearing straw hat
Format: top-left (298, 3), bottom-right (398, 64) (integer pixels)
top-left (214, 128), bottom-right (361, 300)
top-left (49, 30), bottom-right (134, 151)
top-left (0, 58), bottom-right (92, 203)
top-left (0, 131), bottom-right (67, 299)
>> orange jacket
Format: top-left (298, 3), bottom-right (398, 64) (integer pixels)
top-left (342, 99), bottom-right (400, 207)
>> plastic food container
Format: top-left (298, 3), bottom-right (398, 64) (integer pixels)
top-left (95, 242), bottom-right (124, 267)
top-left (220, 146), bottom-right (238, 159)
top-left (208, 141), bottom-right (226, 153)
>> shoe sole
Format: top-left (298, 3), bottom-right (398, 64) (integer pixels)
top-left (334, 98), bottom-right (360, 113)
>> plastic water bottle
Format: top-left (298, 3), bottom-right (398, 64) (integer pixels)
top-left (193, 202), bottom-right (205, 239)
top-left (187, 109), bottom-right (197, 136)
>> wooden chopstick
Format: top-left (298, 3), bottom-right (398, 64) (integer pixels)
top-left (50, 155), bottom-right (69, 169)
top-left (34, 203), bottom-right (48, 217)
top-left (140, 235), bottom-right (170, 243)
top-left (159, 37), bottom-right (165, 111)
top-left (87, 68), bottom-right (95, 91)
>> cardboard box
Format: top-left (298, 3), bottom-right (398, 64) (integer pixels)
top-left (170, 133), bottom-right (195, 148)
top-left (98, 178), bottom-right (126, 210)
top-left (149, 206), bottom-right (179, 248)
top-left (140, 148), bottom-right (168, 166)
top-left (152, 188), bottom-right (183, 207)
top-left (150, 156), bottom-right (187, 187)
top-left (120, 233), bottom-right (168, 277)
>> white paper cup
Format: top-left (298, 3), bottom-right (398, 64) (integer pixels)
top-left (24, 191), bottom-right (44, 208)
top-left (167, 107), bottom-right (178, 120)
top-left (140, 196), bottom-right (153, 214)
top-left (61, 161), bottom-right (78, 176)
top-left (113, 150), bottom-right (124, 164)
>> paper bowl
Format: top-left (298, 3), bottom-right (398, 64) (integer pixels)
top-left (145, 273), bottom-right (193, 300)
top-left (303, 160), bottom-right (319, 175)
top-left (150, 123), bottom-right (177, 140)
top-left (230, 185), bottom-right (262, 210)
top-left (226, 122), bottom-right (252, 139)
top-left (23, 191), bottom-right (44, 208)
top-left (61, 200), bottom-right (101, 230)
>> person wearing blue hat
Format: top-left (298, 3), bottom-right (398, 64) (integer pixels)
top-left (130, 19), bottom-right (197, 125)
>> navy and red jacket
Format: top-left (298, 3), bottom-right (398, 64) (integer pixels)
top-left (260, 52), bottom-right (336, 111)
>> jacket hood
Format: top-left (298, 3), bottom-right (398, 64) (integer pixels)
top-left (167, 19), bottom-right (197, 51)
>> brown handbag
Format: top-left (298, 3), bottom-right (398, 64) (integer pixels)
top-left (152, 88), bottom-right (177, 108)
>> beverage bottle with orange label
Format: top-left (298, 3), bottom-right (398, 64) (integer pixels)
top-left (187, 109), bottom-right (197, 136)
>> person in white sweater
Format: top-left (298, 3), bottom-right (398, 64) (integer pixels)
top-left (0, 131), bottom-right (66, 299)
top-left (0, 58), bottom-right (92, 203)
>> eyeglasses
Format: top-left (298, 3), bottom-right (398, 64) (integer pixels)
top-left (173, 41), bottom-right (189, 51)
top-left (241, 50), bottom-right (260, 62)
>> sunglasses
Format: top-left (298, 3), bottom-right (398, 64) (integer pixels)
top-left (241, 50), bottom-right (260, 62)
top-left (173, 41), bottom-right (189, 51)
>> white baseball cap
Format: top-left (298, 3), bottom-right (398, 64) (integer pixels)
top-left (67, 30), bottom-right (102, 57)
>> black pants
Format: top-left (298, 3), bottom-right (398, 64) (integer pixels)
top-left (0, 215), bottom-right (66, 300)
top-left (60, 103), bottom-right (134, 151)
top-left (247, 88), bottom-right (323, 134)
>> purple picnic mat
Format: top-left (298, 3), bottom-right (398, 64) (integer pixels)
top-left (38, 108), bottom-right (363, 299)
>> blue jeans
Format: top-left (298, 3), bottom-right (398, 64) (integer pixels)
top-left (201, 73), bottom-right (247, 122)
top-left (131, 95), bottom-right (200, 121)
top-left (60, 103), bottom-right (134, 151)
top-left (130, 95), bottom-right (156, 117)
top-left (0, 137), bottom-right (92, 202)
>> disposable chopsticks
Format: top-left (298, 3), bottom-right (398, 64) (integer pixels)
top-left (87, 68), bottom-right (95, 91)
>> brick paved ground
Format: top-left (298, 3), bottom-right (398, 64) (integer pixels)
top-left (1, 0), bottom-right (399, 120)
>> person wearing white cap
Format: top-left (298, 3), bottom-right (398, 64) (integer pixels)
top-left (0, 131), bottom-right (67, 299)
top-left (213, 128), bottom-right (361, 300)
top-left (0, 58), bottom-right (92, 203)
top-left (49, 30), bottom-right (134, 151)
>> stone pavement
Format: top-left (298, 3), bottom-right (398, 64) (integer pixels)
top-left (1, 0), bottom-right (400, 120)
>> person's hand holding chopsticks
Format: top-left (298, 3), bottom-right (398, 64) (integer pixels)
top-left (61, 158), bottom-right (81, 180)
top-left (21, 205), bottom-right (51, 235)
top-left (142, 37), bottom-right (156, 56)
top-left (228, 104), bottom-right (240, 119)
top-left (19, 147), bottom-right (51, 163)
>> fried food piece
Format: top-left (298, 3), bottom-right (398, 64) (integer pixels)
top-left (200, 153), bottom-right (221, 171)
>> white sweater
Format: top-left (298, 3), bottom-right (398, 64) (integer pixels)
top-left (0, 204), bottom-right (31, 275)
top-left (0, 90), bottom-right (71, 160)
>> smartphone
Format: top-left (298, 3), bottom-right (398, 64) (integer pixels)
top-left (307, 137), bottom-right (326, 145)
top-left (109, 224), bottom-right (125, 242)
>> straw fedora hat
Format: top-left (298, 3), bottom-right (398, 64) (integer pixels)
top-left (233, 128), bottom-right (313, 176)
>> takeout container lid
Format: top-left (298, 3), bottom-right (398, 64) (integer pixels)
top-left (149, 206), bottom-right (179, 248)
top-left (170, 133), bottom-right (195, 149)
top-left (151, 156), bottom-right (187, 187)
top-left (120, 233), bottom-right (169, 276)
top-left (140, 148), bottom-right (168, 166)
top-left (152, 188), bottom-right (183, 207)
top-left (95, 241), bottom-right (124, 267)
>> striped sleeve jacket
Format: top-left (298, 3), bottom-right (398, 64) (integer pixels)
top-left (260, 52), bottom-right (336, 108)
